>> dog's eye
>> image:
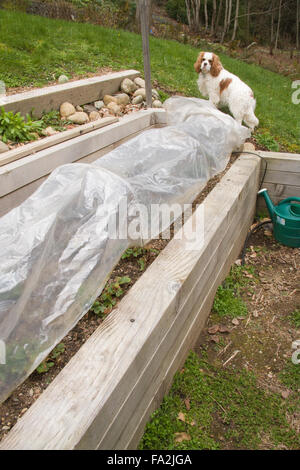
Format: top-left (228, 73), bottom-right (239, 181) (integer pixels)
top-left (209, 60), bottom-right (212, 63)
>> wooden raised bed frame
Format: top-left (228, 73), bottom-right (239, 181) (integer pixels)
top-left (0, 154), bottom-right (261, 450)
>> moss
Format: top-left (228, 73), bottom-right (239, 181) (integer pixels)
top-left (139, 352), bottom-right (300, 450)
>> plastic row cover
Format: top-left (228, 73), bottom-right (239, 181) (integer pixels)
top-left (0, 97), bottom-right (250, 403)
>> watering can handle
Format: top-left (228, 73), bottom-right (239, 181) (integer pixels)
top-left (278, 197), bottom-right (300, 205)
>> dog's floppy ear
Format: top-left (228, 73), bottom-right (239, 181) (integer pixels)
top-left (194, 52), bottom-right (204, 73)
top-left (210, 53), bottom-right (222, 77)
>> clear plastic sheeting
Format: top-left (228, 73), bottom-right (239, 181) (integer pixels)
top-left (0, 97), bottom-right (250, 403)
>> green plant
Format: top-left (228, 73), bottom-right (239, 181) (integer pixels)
top-left (139, 351), bottom-right (300, 450)
top-left (279, 362), bottom-right (300, 391)
top-left (39, 109), bottom-right (70, 131)
top-left (121, 246), bottom-right (159, 271)
top-left (0, 107), bottom-right (43, 143)
top-left (213, 286), bottom-right (248, 318)
top-left (166, 0), bottom-right (188, 24)
top-left (36, 342), bottom-right (65, 374)
top-left (255, 132), bottom-right (280, 151)
top-left (121, 247), bottom-right (146, 259)
top-left (91, 276), bottom-right (131, 317)
top-left (289, 309), bottom-right (300, 328)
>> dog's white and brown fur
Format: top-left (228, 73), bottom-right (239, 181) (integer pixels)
top-left (194, 52), bottom-right (259, 131)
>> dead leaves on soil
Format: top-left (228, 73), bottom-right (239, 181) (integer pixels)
top-left (174, 432), bottom-right (191, 443)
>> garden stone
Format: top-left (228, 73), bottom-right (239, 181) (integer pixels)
top-left (133, 88), bottom-right (146, 100)
top-left (152, 100), bottom-right (163, 108)
top-left (89, 111), bottom-right (101, 121)
top-left (68, 112), bottom-right (89, 124)
top-left (107, 102), bottom-right (121, 116)
top-left (58, 75), bottom-right (69, 84)
top-left (94, 100), bottom-right (104, 110)
top-left (103, 95), bottom-right (118, 106)
top-left (76, 105), bottom-right (83, 112)
top-left (83, 104), bottom-right (98, 114)
top-left (132, 95), bottom-right (143, 105)
top-left (116, 93), bottom-right (130, 106)
top-left (152, 89), bottom-right (159, 99)
top-left (60, 102), bottom-right (76, 118)
top-left (41, 126), bottom-right (57, 137)
top-left (0, 140), bottom-right (9, 153)
top-left (121, 78), bottom-right (137, 94)
top-left (134, 77), bottom-right (145, 88)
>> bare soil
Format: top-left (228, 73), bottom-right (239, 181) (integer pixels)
top-left (194, 228), bottom-right (300, 447)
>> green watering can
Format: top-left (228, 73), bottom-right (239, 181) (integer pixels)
top-left (258, 188), bottom-right (300, 248)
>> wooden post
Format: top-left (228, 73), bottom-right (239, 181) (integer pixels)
top-left (139, 0), bottom-right (152, 108)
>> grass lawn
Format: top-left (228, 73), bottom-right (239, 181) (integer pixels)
top-left (0, 9), bottom-right (299, 152)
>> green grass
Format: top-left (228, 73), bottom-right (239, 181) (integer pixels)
top-left (139, 351), bottom-right (300, 450)
top-left (0, 9), bottom-right (299, 151)
top-left (212, 265), bottom-right (256, 319)
top-left (289, 309), bottom-right (300, 328)
top-left (279, 362), bottom-right (300, 392)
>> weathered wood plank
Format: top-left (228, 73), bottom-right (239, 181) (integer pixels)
top-left (258, 151), bottom-right (300, 173)
top-left (124, 214), bottom-right (254, 450)
top-left (0, 110), bottom-right (154, 199)
top-left (101, 201), bottom-right (256, 450)
top-left (2, 70), bottom-right (140, 118)
top-left (0, 155), bottom-right (260, 450)
top-left (0, 117), bottom-right (118, 167)
top-left (261, 169), bottom-right (300, 186)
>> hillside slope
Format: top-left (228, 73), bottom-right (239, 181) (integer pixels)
top-left (0, 9), bottom-right (299, 152)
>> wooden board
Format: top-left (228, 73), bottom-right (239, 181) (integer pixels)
top-left (2, 70), bottom-right (140, 118)
top-left (0, 117), bottom-right (118, 167)
top-left (0, 155), bottom-right (260, 450)
top-left (255, 151), bottom-right (300, 210)
top-left (0, 110), bottom-right (155, 199)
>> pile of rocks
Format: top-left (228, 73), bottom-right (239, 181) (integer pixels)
top-left (59, 76), bottom-right (163, 124)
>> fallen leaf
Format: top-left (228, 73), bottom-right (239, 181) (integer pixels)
top-left (219, 325), bottom-right (230, 333)
top-left (189, 420), bottom-right (196, 426)
top-left (177, 411), bottom-right (186, 423)
top-left (210, 335), bottom-right (220, 343)
top-left (281, 390), bottom-right (290, 399)
top-left (184, 398), bottom-right (191, 411)
top-left (232, 318), bottom-right (239, 326)
top-left (208, 325), bottom-right (219, 334)
top-left (264, 230), bottom-right (273, 237)
top-left (174, 432), bottom-right (191, 443)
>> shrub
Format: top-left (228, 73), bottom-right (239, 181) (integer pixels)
top-left (166, 0), bottom-right (188, 25)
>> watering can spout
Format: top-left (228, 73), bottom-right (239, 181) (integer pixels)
top-left (258, 188), bottom-right (275, 219)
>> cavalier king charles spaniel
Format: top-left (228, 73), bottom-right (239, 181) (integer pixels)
top-left (194, 52), bottom-right (259, 131)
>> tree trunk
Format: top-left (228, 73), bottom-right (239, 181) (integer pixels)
top-left (204, 0), bottom-right (208, 32)
top-left (231, 0), bottom-right (239, 41)
top-left (211, 0), bottom-right (217, 35)
top-left (221, 0), bottom-right (228, 42)
top-left (227, 0), bottom-right (232, 35)
top-left (215, 0), bottom-right (223, 34)
top-left (246, 0), bottom-right (251, 44)
top-left (270, 0), bottom-right (275, 55)
top-left (274, 0), bottom-right (282, 51)
top-left (297, 0), bottom-right (299, 50)
top-left (185, 0), bottom-right (201, 31)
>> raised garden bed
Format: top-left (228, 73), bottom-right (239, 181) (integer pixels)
top-left (0, 151), bottom-right (261, 449)
top-left (1, 77), bottom-right (299, 448)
